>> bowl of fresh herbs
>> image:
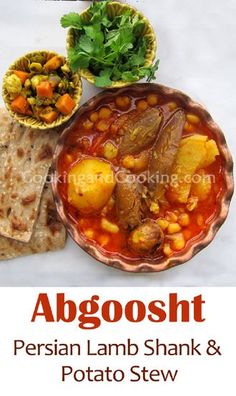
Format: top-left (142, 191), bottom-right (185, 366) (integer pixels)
top-left (61, 0), bottom-right (158, 88)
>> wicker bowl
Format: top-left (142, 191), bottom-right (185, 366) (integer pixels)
top-left (66, 1), bottom-right (157, 89)
top-left (2, 50), bottom-right (82, 130)
top-left (52, 83), bottom-right (234, 273)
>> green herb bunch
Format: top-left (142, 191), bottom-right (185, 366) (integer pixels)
top-left (61, 0), bottom-right (159, 87)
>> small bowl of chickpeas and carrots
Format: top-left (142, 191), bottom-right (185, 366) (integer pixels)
top-left (2, 50), bottom-right (82, 129)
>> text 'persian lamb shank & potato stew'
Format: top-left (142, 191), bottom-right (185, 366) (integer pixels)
top-left (55, 84), bottom-right (226, 266)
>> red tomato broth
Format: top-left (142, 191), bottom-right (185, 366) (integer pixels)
top-left (57, 90), bottom-right (226, 263)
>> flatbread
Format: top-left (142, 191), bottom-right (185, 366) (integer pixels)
top-left (0, 108), bottom-right (14, 146)
top-left (0, 185), bottom-right (66, 260)
top-left (0, 109), bottom-right (60, 242)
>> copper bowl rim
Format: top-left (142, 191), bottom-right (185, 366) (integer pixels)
top-left (52, 83), bottom-right (234, 273)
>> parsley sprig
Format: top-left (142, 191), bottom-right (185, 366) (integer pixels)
top-left (61, 1), bottom-right (159, 87)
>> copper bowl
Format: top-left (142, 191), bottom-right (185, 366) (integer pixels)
top-left (52, 83), bottom-right (234, 273)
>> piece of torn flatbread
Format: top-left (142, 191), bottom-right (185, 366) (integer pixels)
top-left (0, 108), bottom-right (14, 146)
top-left (0, 185), bottom-right (66, 260)
top-left (0, 109), bottom-right (60, 242)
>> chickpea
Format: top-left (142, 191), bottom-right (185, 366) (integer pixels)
top-left (115, 96), bottom-right (131, 109)
top-left (137, 99), bottom-right (148, 111)
top-left (171, 237), bottom-right (186, 251)
top-left (163, 243), bottom-right (173, 257)
top-left (123, 151), bottom-right (149, 172)
top-left (197, 214), bottom-right (204, 227)
top-left (98, 234), bottom-right (110, 247)
top-left (103, 142), bottom-right (118, 160)
top-left (165, 211), bottom-right (178, 222)
top-left (157, 218), bottom-right (169, 231)
top-left (101, 218), bottom-right (119, 234)
top-left (170, 233), bottom-right (186, 251)
top-left (133, 151), bottom-right (149, 172)
top-left (168, 102), bottom-right (177, 111)
top-left (83, 119), bottom-right (94, 130)
top-left (178, 213), bottom-right (190, 227)
top-left (90, 112), bottom-right (99, 122)
top-left (96, 119), bottom-right (110, 133)
top-left (167, 223), bottom-right (182, 234)
top-left (186, 114), bottom-right (200, 124)
top-left (150, 201), bottom-right (160, 215)
top-left (147, 94), bottom-right (158, 106)
top-left (182, 229), bottom-right (192, 240)
top-left (99, 107), bottom-right (112, 119)
top-left (84, 229), bottom-right (95, 239)
top-left (122, 155), bottom-right (135, 169)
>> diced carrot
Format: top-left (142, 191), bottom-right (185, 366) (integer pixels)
top-left (55, 93), bottom-right (75, 115)
top-left (40, 110), bottom-right (58, 124)
top-left (11, 95), bottom-right (31, 115)
top-left (36, 81), bottom-right (54, 99)
top-left (44, 56), bottom-right (63, 72)
top-left (13, 70), bottom-right (30, 84)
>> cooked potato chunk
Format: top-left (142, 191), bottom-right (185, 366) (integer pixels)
top-left (198, 139), bottom-right (220, 169)
top-left (167, 135), bottom-right (219, 203)
top-left (191, 170), bottom-right (212, 201)
top-left (67, 158), bottom-right (116, 214)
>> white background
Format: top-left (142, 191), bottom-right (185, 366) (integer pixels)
top-left (0, 287), bottom-right (235, 395)
top-left (0, 0), bottom-right (235, 286)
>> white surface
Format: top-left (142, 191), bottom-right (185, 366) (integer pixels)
top-left (0, 0), bottom-right (235, 286)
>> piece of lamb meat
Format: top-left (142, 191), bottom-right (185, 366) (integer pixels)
top-left (115, 170), bottom-right (141, 230)
top-left (119, 107), bottom-right (163, 156)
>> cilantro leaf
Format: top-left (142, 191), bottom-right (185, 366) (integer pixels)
top-left (84, 24), bottom-right (104, 42)
top-left (95, 69), bottom-right (113, 87)
top-left (89, 0), bottom-right (112, 27)
top-left (79, 35), bottom-right (94, 54)
top-left (68, 48), bottom-right (90, 71)
top-left (61, 13), bottom-right (82, 29)
top-left (122, 71), bottom-right (139, 82)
